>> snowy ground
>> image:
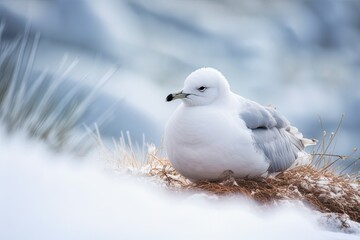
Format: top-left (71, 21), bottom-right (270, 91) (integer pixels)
top-left (1, 129), bottom-right (359, 240)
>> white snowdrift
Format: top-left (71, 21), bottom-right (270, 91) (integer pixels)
top-left (0, 129), bottom-right (359, 240)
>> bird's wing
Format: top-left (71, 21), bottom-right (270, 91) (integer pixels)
top-left (239, 98), bottom-right (289, 129)
top-left (251, 127), bottom-right (303, 173)
top-left (238, 98), bottom-right (303, 173)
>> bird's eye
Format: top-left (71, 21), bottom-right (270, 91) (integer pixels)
top-left (197, 86), bottom-right (207, 92)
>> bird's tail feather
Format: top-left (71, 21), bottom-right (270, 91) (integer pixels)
top-left (287, 126), bottom-right (317, 147)
top-left (301, 138), bottom-right (318, 147)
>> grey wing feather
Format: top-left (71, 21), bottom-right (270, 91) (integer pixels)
top-left (264, 106), bottom-right (290, 129)
top-left (239, 98), bottom-right (304, 173)
top-left (240, 100), bottom-right (277, 129)
top-left (252, 128), bottom-right (303, 173)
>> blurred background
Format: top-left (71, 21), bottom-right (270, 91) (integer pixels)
top-left (1, 0), bottom-right (360, 155)
top-left (2, 2), bottom-right (360, 238)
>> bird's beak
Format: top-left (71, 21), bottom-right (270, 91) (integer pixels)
top-left (166, 91), bottom-right (189, 102)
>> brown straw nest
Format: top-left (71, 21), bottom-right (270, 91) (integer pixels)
top-left (148, 159), bottom-right (360, 223)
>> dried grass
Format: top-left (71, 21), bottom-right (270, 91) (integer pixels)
top-left (0, 23), bottom-right (118, 155)
top-left (148, 160), bottom-right (360, 223)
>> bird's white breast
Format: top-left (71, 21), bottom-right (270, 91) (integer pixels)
top-left (164, 104), bottom-right (269, 181)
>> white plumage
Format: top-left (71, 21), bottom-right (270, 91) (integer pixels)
top-left (165, 67), bottom-right (315, 181)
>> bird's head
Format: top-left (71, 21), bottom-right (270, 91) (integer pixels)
top-left (166, 67), bottom-right (231, 106)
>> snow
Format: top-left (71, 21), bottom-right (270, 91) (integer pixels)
top-left (0, 129), bottom-right (359, 240)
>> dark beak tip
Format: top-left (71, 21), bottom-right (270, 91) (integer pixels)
top-left (166, 94), bottom-right (173, 102)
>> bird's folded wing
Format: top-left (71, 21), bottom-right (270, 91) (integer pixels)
top-left (252, 127), bottom-right (303, 173)
top-left (238, 97), bottom-right (303, 173)
top-left (239, 98), bottom-right (290, 129)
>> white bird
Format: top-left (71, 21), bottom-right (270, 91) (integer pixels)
top-left (164, 67), bottom-right (316, 182)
